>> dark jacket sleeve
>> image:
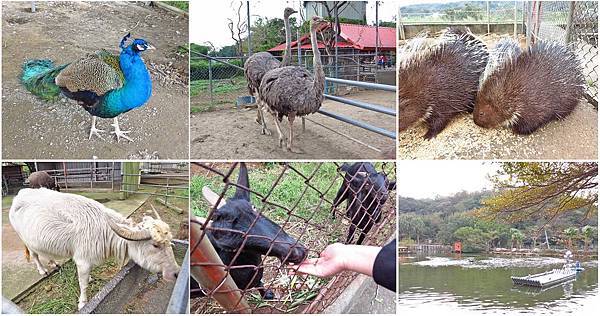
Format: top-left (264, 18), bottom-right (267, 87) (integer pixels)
top-left (372, 238), bottom-right (396, 292)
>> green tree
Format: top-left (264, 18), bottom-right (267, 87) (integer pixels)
top-left (399, 213), bottom-right (425, 244)
top-left (190, 43), bottom-right (211, 55)
top-left (454, 227), bottom-right (487, 253)
top-left (443, 3), bottom-right (483, 21)
top-left (510, 228), bottom-right (525, 249)
top-left (581, 226), bottom-right (597, 254)
top-left (563, 227), bottom-right (579, 250)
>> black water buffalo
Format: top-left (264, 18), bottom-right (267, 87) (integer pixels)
top-left (192, 162), bottom-right (307, 299)
top-left (332, 162), bottom-right (396, 245)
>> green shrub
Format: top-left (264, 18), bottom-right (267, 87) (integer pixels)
top-left (190, 59), bottom-right (244, 80)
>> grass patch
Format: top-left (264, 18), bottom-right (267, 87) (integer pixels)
top-left (191, 162), bottom-right (395, 224)
top-left (190, 78), bottom-right (246, 97)
top-left (2, 195), bottom-right (15, 209)
top-left (191, 163), bottom-right (343, 223)
top-left (161, 1), bottom-right (189, 12)
top-left (190, 77), bottom-right (247, 113)
top-left (191, 104), bottom-right (214, 113)
top-left (19, 258), bottom-right (120, 314)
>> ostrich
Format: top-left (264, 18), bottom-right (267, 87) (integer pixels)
top-left (259, 16), bottom-right (327, 152)
top-left (244, 7), bottom-right (297, 135)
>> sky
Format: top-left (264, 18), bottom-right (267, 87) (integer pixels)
top-left (398, 161), bottom-right (499, 199)
top-left (190, 0), bottom-right (397, 48)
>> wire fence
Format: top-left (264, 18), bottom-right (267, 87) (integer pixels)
top-left (528, 1), bottom-right (598, 104)
top-left (189, 162), bottom-right (396, 314)
top-left (190, 51), bottom-right (394, 112)
top-left (399, 2), bottom-right (524, 24)
top-left (1, 162), bottom-right (121, 194)
top-left (120, 162), bottom-right (189, 206)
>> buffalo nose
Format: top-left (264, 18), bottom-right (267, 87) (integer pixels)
top-left (290, 246), bottom-right (308, 264)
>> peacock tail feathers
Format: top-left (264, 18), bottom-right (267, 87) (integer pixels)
top-left (55, 51), bottom-right (124, 96)
top-left (21, 59), bottom-right (68, 101)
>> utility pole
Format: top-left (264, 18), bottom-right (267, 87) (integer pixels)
top-left (375, 1), bottom-right (379, 69)
top-left (247, 0), bottom-right (252, 55)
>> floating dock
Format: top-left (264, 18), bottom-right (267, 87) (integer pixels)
top-left (511, 268), bottom-right (577, 287)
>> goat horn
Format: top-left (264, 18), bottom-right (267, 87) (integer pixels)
top-left (108, 218), bottom-right (152, 241)
top-left (149, 203), bottom-right (162, 221)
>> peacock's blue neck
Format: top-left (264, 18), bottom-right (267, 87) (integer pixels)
top-left (102, 46), bottom-right (152, 116)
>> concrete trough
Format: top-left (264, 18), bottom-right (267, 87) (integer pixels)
top-left (80, 240), bottom-right (189, 314)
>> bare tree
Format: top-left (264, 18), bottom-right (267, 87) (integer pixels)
top-left (311, 1), bottom-right (350, 64)
top-left (227, 1), bottom-right (248, 56)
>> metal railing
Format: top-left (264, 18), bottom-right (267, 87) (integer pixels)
top-left (399, 1), bottom-right (524, 39)
top-left (191, 52), bottom-right (396, 139)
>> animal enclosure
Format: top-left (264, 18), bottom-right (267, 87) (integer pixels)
top-left (397, 1), bottom-right (598, 160)
top-left (189, 2), bottom-right (396, 159)
top-left (2, 162), bottom-right (190, 314)
top-left (525, 1), bottom-right (598, 104)
top-left (189, 162), bottom-right (396, 313)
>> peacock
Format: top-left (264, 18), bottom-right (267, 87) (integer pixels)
top-left (21, 33), bottom-right (153, 142)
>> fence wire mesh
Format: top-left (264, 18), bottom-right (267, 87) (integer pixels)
top-left (529, 1), bottom-right (598, 103)
top-left (190, 162), bottom-right (396, 314)
top-left (399, 1), bottom-right (524, 25)
top-left (190, 54), bottom-right (246, 112)
top-left (189, 51), bottom-right (391, 112)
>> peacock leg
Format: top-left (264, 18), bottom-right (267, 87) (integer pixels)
top-left (271, 111), bottom-right (285, 148)
top-left (88, 116), bottom-right (105, 140)
top-left (110, 117), bottom-right (133, 143)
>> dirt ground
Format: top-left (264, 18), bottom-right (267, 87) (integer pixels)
top-left (399, 101), bottom-right (598, 160)
top-left (398, 33), bottom-right (598, 160)
top-left (190, 90), bottom-right (396, 160)
top-left (1, 1), bottom-right (189, 159)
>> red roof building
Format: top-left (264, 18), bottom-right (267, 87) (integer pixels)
top-left (269, 23), bottom-right (396, 53)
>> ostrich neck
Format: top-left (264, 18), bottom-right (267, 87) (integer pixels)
top-left (309, 27), bottom-right (324, 92)
top-left (282, 16), bottom-right (292, 66)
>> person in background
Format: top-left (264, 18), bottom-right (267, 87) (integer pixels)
top-left (289, 239), bottom-right (396, 292)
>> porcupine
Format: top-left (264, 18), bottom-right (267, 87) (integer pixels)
top-left (398, 27), bottom-right (489, 139)
top-left (473, 39), bottom-right (585, 135)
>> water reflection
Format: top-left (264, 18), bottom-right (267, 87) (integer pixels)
top-left (399, 254), bottom-right (598, 315)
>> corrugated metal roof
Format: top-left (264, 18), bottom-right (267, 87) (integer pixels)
top-left (269, 23), bottom-right (396, 52)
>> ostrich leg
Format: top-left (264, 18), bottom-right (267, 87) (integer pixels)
top-left (287, 112), bottom-right (296, 152)
top-left (271, 112), bottom-right (285, 148)
top-left (258, 101), bottom-right (271, 135)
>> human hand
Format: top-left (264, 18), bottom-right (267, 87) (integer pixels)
top-left (289, 243), bottom-right (349, 277)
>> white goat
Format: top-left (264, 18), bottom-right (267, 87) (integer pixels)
top-left (9, 188), bottom-right (180, 310)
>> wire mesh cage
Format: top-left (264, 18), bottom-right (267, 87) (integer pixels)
top-left (189, 162), bottom-right (396, 314)
top-left (190, 54), bottom-right (247, 112)
top-left (399, 1), bottom-right (524, 25)
top-left (528, 1), bottom-right (598, 104)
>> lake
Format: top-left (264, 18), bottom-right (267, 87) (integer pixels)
top-left (399, 253), bottom-right (598, 315)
